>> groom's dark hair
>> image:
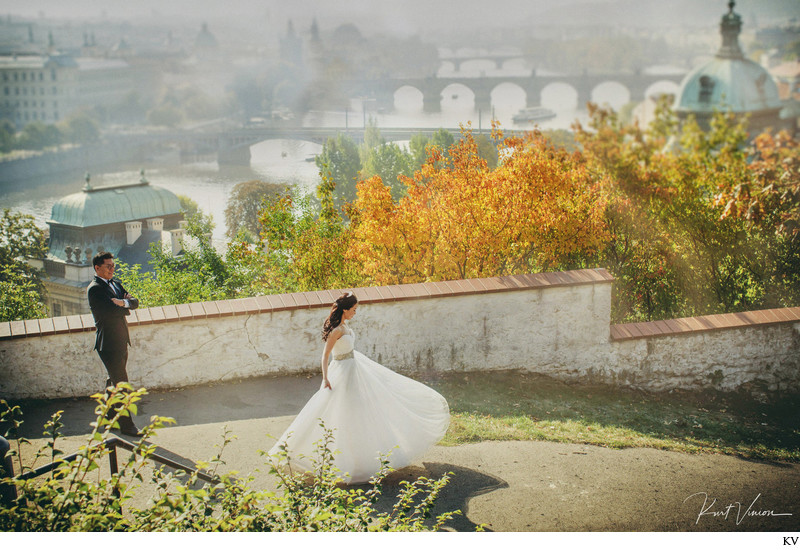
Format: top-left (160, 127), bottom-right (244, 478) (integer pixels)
top-left (93, 251), bottom-right (114, 268)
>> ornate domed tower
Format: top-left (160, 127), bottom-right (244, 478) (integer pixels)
top-left (35, 173), bottom-right (184, 316)
top-left (674, 1), bottom-right (789, 136)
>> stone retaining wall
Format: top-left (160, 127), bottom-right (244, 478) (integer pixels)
top-left (1, 268), bottom-right (798, 399)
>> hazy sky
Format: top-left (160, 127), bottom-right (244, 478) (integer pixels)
top-left (1, 0), bottom-right (797, 36)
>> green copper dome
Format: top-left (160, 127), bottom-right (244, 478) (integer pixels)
top-left (675, 1), bottom-right (781, 115)
top-left (49, 177), bottom-right (181, 228)
top-left (676, 59), bottom-right (782, 114)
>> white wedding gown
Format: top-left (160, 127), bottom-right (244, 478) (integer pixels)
top-left (268, 324), bottom-right (450, 483)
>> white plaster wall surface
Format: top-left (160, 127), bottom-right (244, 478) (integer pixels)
top-left (129, 308), bottom-right (325, 391)
top-left (344, 283), bottom-right (609, 376)
top-left (0, 330), bottom-right (102, 399)
top-left (1, 280), bottom-right (798, 400)
top-left (607, 322), bottom-right (800, 393)
top-left (0, 284), bottom-right (610, 399)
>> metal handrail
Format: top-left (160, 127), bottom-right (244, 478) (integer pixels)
top-left (0, 434), bottom-right (222, 506)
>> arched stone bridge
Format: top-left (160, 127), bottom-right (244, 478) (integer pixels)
top-left (438, 51), bottom-right (527, 73)
top-left (344, 72), bottom-right (686, 113)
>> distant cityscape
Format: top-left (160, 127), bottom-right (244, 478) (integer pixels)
top-left (0, 1), bottom-right (796, 131)
top-left (0, 1), bottom-right (798, 319)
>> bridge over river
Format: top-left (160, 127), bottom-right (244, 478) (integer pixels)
top-left (102, 65), bottom-right (687, 166)
top-left (341, 71), bottom-right (686, 113)
top-left (107, 126), bottom-right (492, 166)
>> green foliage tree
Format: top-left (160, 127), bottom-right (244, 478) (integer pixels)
top-left (361, 142), bottom-right (414, 201)
top-left (16, 121), bottom-right (62, 150)
top-left (0, 271), bottom-right (48, 322)
top-left (0, 209), bottom-right (47, 321)
top-left (0, 119), bottom-right (15, 153)
top-left (257, 178), bottom-right (359, 293)
top-left (409, 129), bottom-right (456, 171)
top-left (409, 132), bottom-right (429, 171)
top-left (177, 194), bottom-right (199, 217)
top-left (146, 104), bottom-right (183, 128)
top-left (115, 212), bottom-right (238, 307)
top-left (224, 179), bottom-right (286, 240)
top-left (59, 112), bottom-right (100, 145)
top-left (315, 134), bottom-right (362, 210)
top-left (429, 128), bottom-right (456, 152)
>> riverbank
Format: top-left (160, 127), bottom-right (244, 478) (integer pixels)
top-left (0, 141), bottom-right (148, 184)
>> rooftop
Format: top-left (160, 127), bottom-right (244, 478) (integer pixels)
top-left (675, 1), bottom-right (782, 115)
top-left (48, 175), bottom-right (181, 229)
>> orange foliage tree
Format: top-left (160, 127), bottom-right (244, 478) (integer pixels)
top-left (346, 127), bottom-right (608, 285)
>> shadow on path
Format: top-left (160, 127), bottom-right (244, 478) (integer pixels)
top-left (364, 462), bottom-right (509, 532)
top-left (8, 374), bottom-right (320, 438)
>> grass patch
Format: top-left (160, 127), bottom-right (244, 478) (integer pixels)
top-left (423, 370), bottom-right (800, 462)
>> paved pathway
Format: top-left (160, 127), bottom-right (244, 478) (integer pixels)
top-left (8, 375), bottom-right (800, 532)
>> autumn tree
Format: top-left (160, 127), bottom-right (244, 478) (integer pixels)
top-left (409, 129), bottom-right (456, 170)
top-left (347, 128), bottom-right (608, 285)
top-left (715, 129), bottom-right (800, 241)
top-left (712, 129), bottom-right (800, 308)
top-left (474, 133), bottom-right (499, 170)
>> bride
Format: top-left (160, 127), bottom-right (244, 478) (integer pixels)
top-left (269, 292), bottom-right (450, 483)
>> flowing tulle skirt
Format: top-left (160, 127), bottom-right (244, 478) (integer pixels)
top-left (268, 350), bottom-right (450, 483)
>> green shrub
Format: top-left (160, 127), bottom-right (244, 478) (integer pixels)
top-left (0, 386), bottom-right (459, 532)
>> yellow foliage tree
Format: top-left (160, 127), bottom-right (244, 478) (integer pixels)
top-left (347, 128), bottom-right (608, 285)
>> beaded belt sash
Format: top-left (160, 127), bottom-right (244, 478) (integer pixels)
top-left (333, 350), bottom-right (354, 361)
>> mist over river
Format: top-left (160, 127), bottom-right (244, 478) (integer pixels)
top-left (0, 75), bottom-right (635, 242)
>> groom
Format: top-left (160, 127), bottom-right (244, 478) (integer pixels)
top-left (87, 251), bottom-right (141, 437)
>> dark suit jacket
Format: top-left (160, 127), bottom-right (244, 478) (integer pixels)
top-left (87, 276), bottom-right (139, 352)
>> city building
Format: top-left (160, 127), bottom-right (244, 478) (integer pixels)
top-left (674, 1), bottom-right (793, 137)
top-left (0, 52), bottom-right (156, 128)
top-left (769, 60), bottom-right (800, 101)
top-left (31, 171), bottom-right (184, 316)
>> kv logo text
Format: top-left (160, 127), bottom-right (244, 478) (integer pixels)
top-left (785, 537), bottom-right (799, 546)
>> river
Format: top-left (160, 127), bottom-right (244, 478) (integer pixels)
top-left (0, 72), bottom-right (642, 243)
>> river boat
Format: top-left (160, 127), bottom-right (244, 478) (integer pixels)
top-left (512, 106), bottom-right (557, 124)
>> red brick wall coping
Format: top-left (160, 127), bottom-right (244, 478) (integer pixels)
top-left (610, 307), bottom-right (800, 341)
top-left (0, 268), bottom-right (613, 341)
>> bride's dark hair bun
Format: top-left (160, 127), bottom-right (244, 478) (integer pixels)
top-left (322, 292), bottom-right (358, 341)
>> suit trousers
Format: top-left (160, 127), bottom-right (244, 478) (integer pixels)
top-left (96, 346), bottom-right (138, 430)
top-left (97, 346), bottom-right (129, 388)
